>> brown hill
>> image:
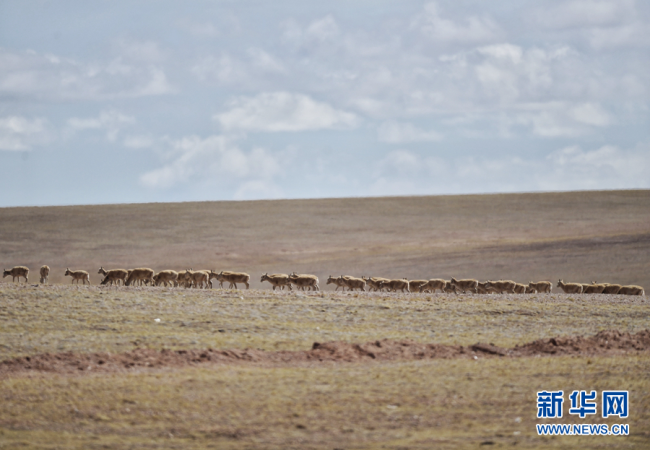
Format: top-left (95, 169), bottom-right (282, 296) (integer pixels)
top-left (1, 190), bottom-right (649, 288)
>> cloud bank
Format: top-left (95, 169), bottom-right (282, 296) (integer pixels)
top-left (0, 0), bottom-right (648, 206)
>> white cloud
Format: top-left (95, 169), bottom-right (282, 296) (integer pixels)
top-left (367, 143), bottom-right (650, 196)
top-left (247, 48), bottom-right (285, 73)
top-left (323, 36), bottom-right (606, 125)
top-left (350, 97), bottom-right (389, 117)
top-left (547, 145), bottom-right (650, 178)
top-left (123, 135), bottom-right (154, 149)
top-left (569, 103), bottom-right (612, 126)
top-left (412, 2), bottom-right (502, 44)
top-left (509, 102), bottom-right (613, 137)
top-left (536, 0), bottom-right (636, 30)
top-left (0, 48), bottom-right (173, 101)
top-left (2, 2), bottom-right (650, 206)
top-left (191, 48), bottom-right (285, 86)
top-left (470, 44), bottom-right (572, 103)
top-left (214, 92), bottom-right (359, 132)
top-left (428, 42), bottom-right (621, 138)
top-left (133, 67), bottom-right (173, 96)
top-left (586, 22), bottom-right (650, 49)
top-left (543, 143), bottom-right (650, 190)
top-left (191, 53), bottom-right (244, 84)
top-left (0, 116), bottom-right (51, 151)
top-left (271, 5), bottom-right (644, 130)
top-left (477, 43), bottom-right (523, 63)
top-left (140, 135), bottom-right (283, 193)
top-left (282, 15), bottom-right (340, 45)
top-left (378, 149), bottom-right (420, 174)
top-left (67, 110), bottom-right (135, 141)
top-left (305, 15), bottom-right (340, 42)
top-left (377, 121), bottom-right (442, 143)
top-left (114, 38), bottom-right (166, 64)
top-left (520, 111), bottom-right (583, 138)
top-left (534, 0), bottom-right (650, 49)
top-left (369, 149), bottom-right (448, 196)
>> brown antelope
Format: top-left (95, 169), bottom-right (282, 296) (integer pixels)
top-left (443, 281), bottom-right (457, 293)
top-left (153, 270), bottom-right (178, 287)
top-left (407, 280), bottom-right (428, 293)
top-left (288, 273), bottom-right (320, 291)
top-left (602, 284), bottom-right (622, 294)
top-left (98, 267), bottom-right (128, 286)
top-left (260, 273), bottom-right (292, 290)
top-left (3, 266), bottom-right (29, 283)
top-left (339, 275), bottom-right (366, 292)
top-left (65, 268), bottom-right (90, 285)
top-left (125, 268), bottom-right (154, 286)
top-left (190, 270), bottom-right (210, 289)
top-left (39, 265), bottom-right (50, 284)
top-left (477, 281), bottom-right (499, 294)
top-left (419, 279), bottom-right (446, 293)
top-left (450, 277), bottom-right (478, 293)
top-left (211, 271), bottom-right (250, 289)
top-left (513, 283), bottom-right (527, 294)
top-left (362, 276), bottom-right (390, 292)
top-left (327, 275), bottom-right (348, 291)
top-left (484, 280), bottom-right (516, 294)
top-left (556, 279), bottom-right (582, 294)
top-left (377, 279), bottom-right (410, 293)
top-left (528, 281), bottom-right (552, 293)
top-left (618, 285), bottom-right (645, 296)
top-left (583, 282), bottom-right (607, 294)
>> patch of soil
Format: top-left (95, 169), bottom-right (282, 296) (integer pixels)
top-left (1, 330), bottom-right (648, 375)
top-left (511, 329), bottom-right (650, 356)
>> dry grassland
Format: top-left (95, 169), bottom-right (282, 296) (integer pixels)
top-left (1, 285), bottom-right (649, 448)
top-left (1, 356), bottom-right (648, 449)
top-left (1, 190), bottom-right (649, 449)
top-left (0, 286), bottom-right (648, 359)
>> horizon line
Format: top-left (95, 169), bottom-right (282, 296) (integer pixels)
top-left (1, 188), bottom-right (649, 210)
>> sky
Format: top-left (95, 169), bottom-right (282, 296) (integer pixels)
top-left (0, 0), bottom-right (649, 207)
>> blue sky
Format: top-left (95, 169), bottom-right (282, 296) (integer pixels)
top-left (1, 0), bottom-right (649, 206)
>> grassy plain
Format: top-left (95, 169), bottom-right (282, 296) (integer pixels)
top-left (2, 355), bottom-right (649, 449)
top-left (1, 286), bottom-right (649, 449)
top-left (0, 286), bottom-right (648, 359)
top-left (1, 191), bottom-right (649, 449)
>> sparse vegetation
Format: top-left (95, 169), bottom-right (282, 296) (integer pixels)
top-left (1, 191), bottom-right (649, 448)
top-left (1, 285), bottom-right (648, 360)
top-left (1, 350), bottom-right (648, 449)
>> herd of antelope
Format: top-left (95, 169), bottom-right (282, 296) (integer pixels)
top-left (1, 265), bottom-right (646, 296)
top-left (326, 276), bottom-right (644, 296)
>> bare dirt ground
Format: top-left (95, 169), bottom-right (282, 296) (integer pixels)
top-left (1, 191), bottom-right (649, 449)
top-left (2, 329), bottom-right (649, 375)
